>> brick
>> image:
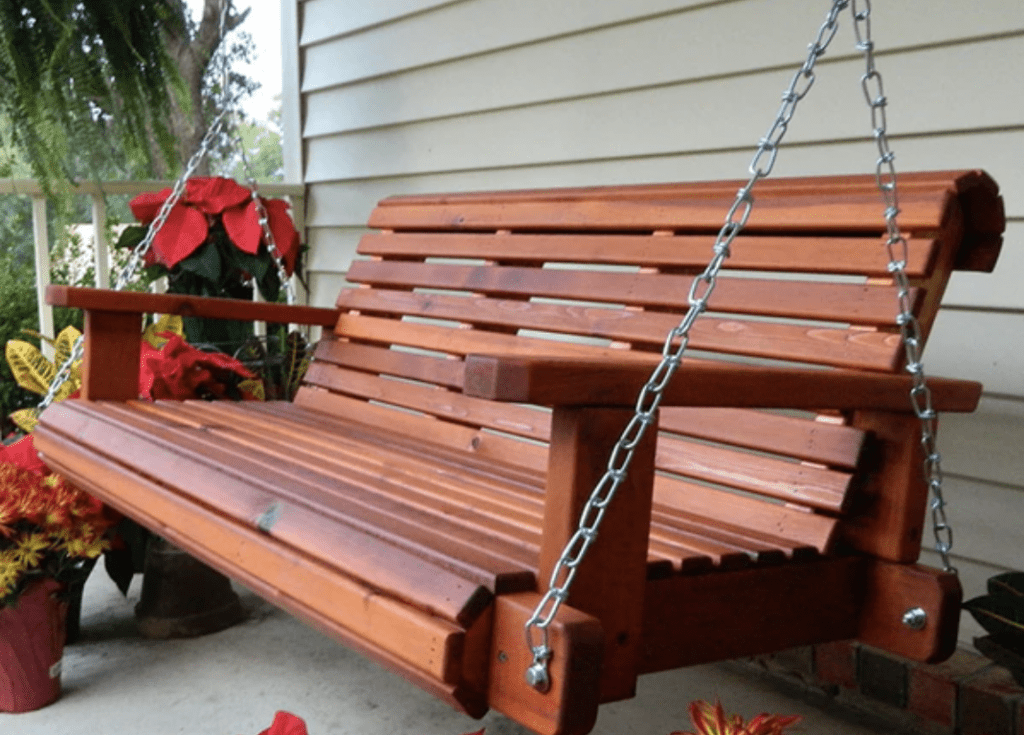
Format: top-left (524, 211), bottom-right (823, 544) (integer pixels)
top-left (858, 646), bottom-right (908, 708)
top-left (815, 640), bottom-right (858, 689)
top-left (958, 665), bottom-right (1024, 735)
top-left (907, 648), bottom-right (990, 728)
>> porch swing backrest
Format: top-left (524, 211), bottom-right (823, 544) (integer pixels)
top-left (300, 169), bottom-right (1003, 563)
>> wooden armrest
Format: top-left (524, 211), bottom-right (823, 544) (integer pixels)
top-left (463, 354), bottom-right (982, 413)
top-left (46, 285), bottom-right (340, 327)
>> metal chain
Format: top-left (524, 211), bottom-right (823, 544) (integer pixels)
top-left (239, 155), bottom-right (297, 305)
top-left (521, 0), bottom-right (853, 693)
top-left (850, 0), bottom-right (955, 573)
top-left (214, 0), bottom-right (296, 306)
top-left (36, 110), bottom-right (229, 414)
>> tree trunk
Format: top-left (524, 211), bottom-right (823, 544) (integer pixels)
top-left (155, 0), bottom-right (247, 177)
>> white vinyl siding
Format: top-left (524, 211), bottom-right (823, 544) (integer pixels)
top-left (288, 0), bottom-right (1024, 645)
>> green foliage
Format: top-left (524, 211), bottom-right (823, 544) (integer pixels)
top-left (0, 249), bottom-right (39, 434)
top-left (220, 107), bottom-right (284, 183)
top-left (965, 572), bottom-right (1024, 653)
top-left (0, 1), bottom-right (185, 193)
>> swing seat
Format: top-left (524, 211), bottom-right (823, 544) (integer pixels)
top-left (36, 170), bottom-right (1004, 735)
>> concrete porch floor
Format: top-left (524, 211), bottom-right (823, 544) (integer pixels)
top-left (2, 572), bottom-right (904, 735)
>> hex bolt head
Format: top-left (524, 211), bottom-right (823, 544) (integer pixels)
top-left (902, 606), bottom-right (928, 630)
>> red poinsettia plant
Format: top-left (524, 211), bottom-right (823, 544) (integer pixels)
top-left (0, 435), bottom-right (116, 609)
top-left (115, 176), bottom-right (302, 351)
top-left (1, 319), bottom-right (264, 602)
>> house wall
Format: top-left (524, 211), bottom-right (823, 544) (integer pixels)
top-left (285, 0), bottom-right (1024, 644)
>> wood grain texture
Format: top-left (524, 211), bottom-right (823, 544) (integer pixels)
top-left (858, 561), bottom-right (962, 663)
top-left (640, 557), bottom-right (862, 672)
top-left (463, 354), bottom-right (983, 412)
top-left (540, 407), bottom-right (656, 702)
top-left (32, 427), bottom-right (479, 693)
top-left (47, 285), bottom-right (341, 326)
top-left (488, 593), bottom-right (603, 735)
top-left (343, 262), bottom-right (918, 326)
top-left (357, 231), bottom-right (940, 278)
top-left (82, 310), bottom-right (142, 400)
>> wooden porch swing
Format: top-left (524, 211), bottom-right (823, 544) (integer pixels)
top-left (31, 4), bottom-right (1006, 735)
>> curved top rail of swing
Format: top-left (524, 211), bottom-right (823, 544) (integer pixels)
top-left (368, 170), bottom-right (1004, 272)
top-left (45, 285), bottom-right (340, 328)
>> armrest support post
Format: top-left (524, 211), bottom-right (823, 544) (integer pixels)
top-left (541, 406), bottom-right (657, 703)
top-left (838, 410), bottom-right (931, 563)
top-left (82, 310), bottom-right (142, 400)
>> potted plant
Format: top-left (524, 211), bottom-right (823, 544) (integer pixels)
top-left (115, 176), bottom-right (302, 353)
top-left (5, 320), bottom-right (263, 641)
top-left (0, 434), bottom-right (115, 712)
top-left (964, 571), bottom-right (1024, 685)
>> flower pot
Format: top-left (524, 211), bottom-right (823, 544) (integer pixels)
top-left (0, 578), bottom-right (68, 713)
top-left (134, 537), bottom-right (245, 639)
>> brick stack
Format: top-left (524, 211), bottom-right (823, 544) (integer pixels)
top-left (741, 642), bottom-right (1024, 735)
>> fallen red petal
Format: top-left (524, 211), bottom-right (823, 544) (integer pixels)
top-left (257, 711), bottom-right (308, 735)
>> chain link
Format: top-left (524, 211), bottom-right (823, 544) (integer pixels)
top-left (851, 0), bottom-right (955, 573)
top-left (522, 0), bottom-right (853, 693)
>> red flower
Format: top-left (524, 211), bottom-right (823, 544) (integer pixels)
top-left (128, 176), bottom-right (300, 273)
top-left (139, 333), bottom-right (259, 400)
top-left (0, 436), bottom-right (47, 475)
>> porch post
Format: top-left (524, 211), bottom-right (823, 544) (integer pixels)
top-left (91, 194), bottom-right (110, 289)
top-left (31, 196), bottom-right (54, 359)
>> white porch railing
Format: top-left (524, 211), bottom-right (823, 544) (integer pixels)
top-left (0, 179), bottom-right (305, 358)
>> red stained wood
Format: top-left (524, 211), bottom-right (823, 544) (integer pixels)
top-left (82, 310), bottom-right (142, 400)
top-left (343, 262), bottom-right (918, 326)
top-left (658, 407), bottom-right (866, 470)
top-left (358, 231), bottom-right (939, 278)
top-left (540, 407), bottom-right (656, 702)
top-left (48, 285), bottom-right (340, 326)
top-left (639, 558), bottom-right (863, 673)
top-left (488, 593), bottom-right (603, 735)
top-left (463, 354), bottom-right (983, 412)
top-left (37, 170), bottom-right (1004, 730)
top-left (859, 561), bottom-right (962, 664)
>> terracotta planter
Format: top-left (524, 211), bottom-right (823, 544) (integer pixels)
top-left (0, 578), bottom-right (68, 713)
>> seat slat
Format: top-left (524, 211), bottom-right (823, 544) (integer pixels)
top-left (150, 400), bottom-right (547, 536)
top-left (294, 388), bottom-right (550, 473)
top-left (343, 262), bottom-right (919, 326)
top-left (652, 502), bottom-right (819, 562)
top-left (659, 407), bottom-right (866, 470)
top-left (66, 401), bottom-right (540, 593)
top-left (357, 232), bottom-right (939, 279)
top-left (247, 400), bottom-right (547, 490)
top-left (38, 401), bottom-right (504, 622)
top-left (335, 312), bottom-right (902, 372)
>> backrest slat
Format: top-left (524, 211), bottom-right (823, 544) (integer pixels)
top-left (358, 232), bottom-right (941, 278)
top-left (344, 262), bottom-right (919, 326)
